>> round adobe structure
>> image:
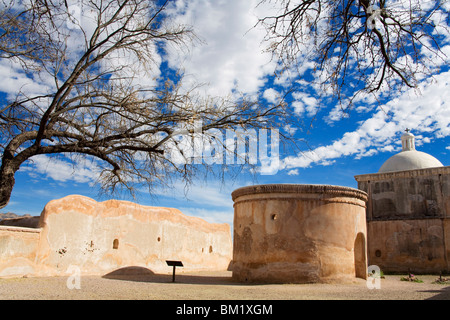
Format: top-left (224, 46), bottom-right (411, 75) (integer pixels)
top-left (231, 184), bottom-right (368, 284)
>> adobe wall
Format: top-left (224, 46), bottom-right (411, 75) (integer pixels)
top-left (231, 184), bottom-right (368, 284)
top-left (0, 226), bottom-right (41, 277)
top-left (355, 167), bottom-right (450, 220)
top-left (367, 219), bottom-right (450, 273)
top-left (0, 195), bottom-right (232, 277)
top-left (355, 166), bottom-right (450, 273)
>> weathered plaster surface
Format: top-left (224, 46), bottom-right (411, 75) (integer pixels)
top-left (0, 195), bottom-right (232, 277)
top-left (231, 184), bottom-right (368, 284)
top-left (355, 166), bottom-right (450, 273)
top-left (0, 226), bottom-right (41, 277)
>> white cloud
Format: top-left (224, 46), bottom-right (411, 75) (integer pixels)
top-left (292, 100), bottom-right (306, 115)
top-left (150, 179), bottom-right (237, 225)
top-left (0, 59), bottom-right (53, 99)
top-left (166, 0), bottom-right (276, 97)
top-left (19, 154), bottom-right (101, 184)
top-left (282, 69), bottom-right (450, 170)
top-left (155, 180), bottom-right (235, 209)
top-left (284, 124), bottom-right (298, 136)
top-left (179, 207), bottom-right (233, 226)
top-left (292, 91), bottom-right (320, 117)
top-left (263, 88), bottom-right (280, 104)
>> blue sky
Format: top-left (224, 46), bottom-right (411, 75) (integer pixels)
top-left (1, 0), bottom-right (449, 227)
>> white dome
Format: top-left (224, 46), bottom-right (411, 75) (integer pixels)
top-left (379, 130), bottom-right (444, 173)
top-left (378, 150), bottom-right (444, 173)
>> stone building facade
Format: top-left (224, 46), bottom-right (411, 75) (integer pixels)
top-left (355, 131), bottom-right (450, 273)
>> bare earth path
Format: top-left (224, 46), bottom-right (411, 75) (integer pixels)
top-left (0, 271), bottom-right (449, 300)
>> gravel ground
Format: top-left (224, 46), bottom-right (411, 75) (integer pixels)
top-left (1, 271), bottom-right (449, 300)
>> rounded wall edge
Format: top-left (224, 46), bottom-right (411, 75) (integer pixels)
top-left (231, 184), bottom-right (368, 203)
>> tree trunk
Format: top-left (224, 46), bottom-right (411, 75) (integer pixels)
top-left (0, 158), bottom-right (19, 210)
top-left (0, 132), bottom-right (39, 209)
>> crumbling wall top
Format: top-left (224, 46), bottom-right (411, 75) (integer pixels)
top-left (231, 184), bottom-right (368, 203)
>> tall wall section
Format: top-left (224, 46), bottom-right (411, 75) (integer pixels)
top-left (0, 226), bottom-right (41, 277)
top-left (355, 167), bottom-right (450, 273)
top-left (232, 184), bottom-right (368, 284)
top-left (0, 195), bottom-right (232, 277)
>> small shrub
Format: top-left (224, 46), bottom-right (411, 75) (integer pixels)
top-left (432, 274), bottom-right (450, 285)
top-left (400, 274), bottom-right (423, 283)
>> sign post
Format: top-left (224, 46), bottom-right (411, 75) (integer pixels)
top-left (166, 260), bottom-right (183, 282)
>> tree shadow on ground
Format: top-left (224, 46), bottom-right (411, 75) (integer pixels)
top-left (423, 285), bottom-right (450, 300)
top-left (102, 266), bottom-right (239, 286)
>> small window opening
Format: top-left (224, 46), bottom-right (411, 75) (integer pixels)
top-left (113, 239), bottom-right (119, 249)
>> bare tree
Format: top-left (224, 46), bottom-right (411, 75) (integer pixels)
top-left (0, 0), bottom-right (288, 209)
top-left (258, 0), bottom-right (449, 108)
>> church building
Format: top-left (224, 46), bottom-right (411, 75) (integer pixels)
top-left (355, 130), bottom-right (450, 273)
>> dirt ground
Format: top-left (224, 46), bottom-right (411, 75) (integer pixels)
top-left (0, 270), bottom-right (449, 300)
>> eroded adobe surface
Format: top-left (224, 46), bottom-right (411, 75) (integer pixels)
top-left (1, 195), bottom-right (232, 277)
top-left (232, 184), bottom-right (368, 284)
